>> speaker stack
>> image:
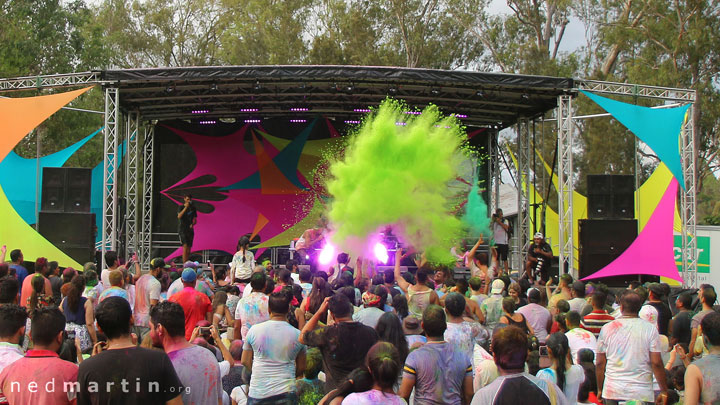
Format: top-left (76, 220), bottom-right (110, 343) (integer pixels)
top-left (579, 175), bottom-right (658, 287)
top-left (38, 168), bottom-right (95, 264)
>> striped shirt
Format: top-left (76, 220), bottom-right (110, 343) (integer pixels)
top-left (582, 309), bottom-right (615, 337)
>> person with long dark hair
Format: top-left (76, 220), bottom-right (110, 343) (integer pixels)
top-left (394, 249), bottom-right (439, 319)
top-left (318, 367), bottom-right (373, 405)
top-left (230, 236), bottom-right (254, 284)
top-left (537, 332), bottom-right (585, 404)
top-left (341, 342), bottom-right (406, 404)
top-left (59, 275), bottom-right (97, 353)
top-left (376, 312), bottom-right (409, 366)
top-left (296, 276), bottom-right (332, 329)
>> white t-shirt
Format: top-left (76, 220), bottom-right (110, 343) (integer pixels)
top-left (536, 364), bottom-right (585, 404)
top-left (565, 327), bottom-right (597, 363)
top-left (244, 320), bottom-right (305, 399)
top-left (230, 250), bottom-right (255, 281)
top-left (568, 298), bottom-right (586, 315)
top-left (492, 220), bottom-right (509, 245)
top-left (230, 386), bottom-right (248, 405)
top-left (101, 269), bottom-right (112, 289)
top-left (597, 317), bottom-right (661, 402)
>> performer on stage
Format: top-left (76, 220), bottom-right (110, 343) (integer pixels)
top-left (294, 219), bottom-right (327, 264)
top-left (491, 208), bottom-right (511, 275)
top-left (176, 194), bottom-right (197, 263)
top-left (525, 232), bottom-right (553, 283)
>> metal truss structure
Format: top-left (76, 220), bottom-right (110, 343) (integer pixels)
top-left (139, 125), bottom-right (155, 269)
top-left (0, 71), bottom-right (698, 285)
top-left (124, 112), bottom-right (139, 258)
top-left (556, 95), bottom-right (574, 278)
top-left (0, 72), bottom-right (100, 92)
top-left (101, 88), bottom-right (119, 269)
top-left (516, 118), bottom-right (532, 269)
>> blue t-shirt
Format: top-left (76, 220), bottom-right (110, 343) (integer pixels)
top-left (403, 342), bottom-right (472, 405)
top-left (9, 264), bottom-right (27, 286)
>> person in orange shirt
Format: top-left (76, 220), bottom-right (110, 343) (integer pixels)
top-left (168, 269), bottom-right (212, 341)
top-left (19, 257), bottom-right (52, 308)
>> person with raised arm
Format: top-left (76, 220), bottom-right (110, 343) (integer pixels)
top-left (394, 248), bottom-right (439, 319)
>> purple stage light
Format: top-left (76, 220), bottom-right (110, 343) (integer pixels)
top-left (403, 111), bottom-right (422, 115)
top-left (373, 242), bottom-right (389, 264)
top-left (239, 108), bottom-right (259, 112)
top-left (318, 243), bottom-right (335, 266)
top-left (290, 119), bottom-right (307, 123)
top-left (245, 119), bottom-right (261, 123)
top-left (289, 107), bottom-right (309, 112)
top-left (396, 122), bottom-right (407, 126)
top-left (344, 120), bottom-right (361, 124)
top-left (199, 120), bottom-right (216, 125)
top-left (453, 114), bottom-right (468, 118)
top-left (354, 108), bottom-right (371, 113)
top-left (191, 109), bottom-right (210, 114)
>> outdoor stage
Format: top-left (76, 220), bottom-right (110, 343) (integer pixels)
top-left (0, 65), bottom-right (700, 287)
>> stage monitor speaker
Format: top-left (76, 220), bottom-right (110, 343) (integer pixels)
top-left (579, 219), bottom-right (658, 287)
top-left (38, 212), bottom-right (95, 259)
top-left (41, 167), bottom-right (91, 213)
top-left (587, 174), bottom-right (635, 219)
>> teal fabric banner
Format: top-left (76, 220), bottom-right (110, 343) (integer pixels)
top-left (580, 90), bottom-right (690, 189)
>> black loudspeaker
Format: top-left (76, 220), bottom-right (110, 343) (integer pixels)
top-left (41, 168), bottom-right (91, 213)
top-left (38, 212), bottom-right (95, 264)
top-left (587, 175), bottom-right (634, 219)
top-left (65, 168), bottom-right (92, 212)
top-left (579, 219), bottom-right (658, 287)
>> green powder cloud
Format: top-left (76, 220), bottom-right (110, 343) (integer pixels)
top-left (325, 99), bottom-right (469, 263)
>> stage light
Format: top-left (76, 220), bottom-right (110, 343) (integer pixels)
top-left (191, 109), bottom-right (210, 114)
top-left (453, 113), bottom-right (468, 118)
top-left (318, 243), bottom-right (335, 266)
top-left (239, 108), bottom-right (259, 112)
top-left (199, 120), bottom-right (216, 125)
top-left (245, 119), bottom-right (261, 123)
top-left (373, 242), bottom-right (389, 264)
top-left (344, 120), bottom-right (361, 124)
top-left (289, 107), bottom-right (309, 112)
top-left (290, 119), bottom-right (307, 123)
top-left (396, 122), bottom-right (407, 126)
top-left (354, 108), bottom-right (371, 113)
top-left (403, 111), bottom-right (422, 115)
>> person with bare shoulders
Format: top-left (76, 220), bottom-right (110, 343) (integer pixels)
top-left (394, 248), bottom-right (440, 319)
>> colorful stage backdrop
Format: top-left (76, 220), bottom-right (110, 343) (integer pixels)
top-left (152, 118), bottom-right (488, 261)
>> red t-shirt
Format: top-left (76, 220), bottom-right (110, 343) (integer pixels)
top-left (0, 349), bottom-right (78, 404)
top-left (169, 287), bottom-right (212, 340)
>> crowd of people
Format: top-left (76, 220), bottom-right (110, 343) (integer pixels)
top-left (0, 240), bottom-right (718, 405)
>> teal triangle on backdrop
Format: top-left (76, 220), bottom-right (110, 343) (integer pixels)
top-left (271, 119), bottom-right (316, 190)
top-left (580, 90), bottom-right (689, 189)
top-left (220, 172), bottom-right (260, 191)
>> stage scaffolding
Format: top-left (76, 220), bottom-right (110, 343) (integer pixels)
top-left (0, 68), bottom-right (699, 287)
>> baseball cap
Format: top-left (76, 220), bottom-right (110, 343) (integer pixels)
top-left (533, 232), bottom-right (544, 239)
top-left (181, 268), bottom-right (197, 282)
top-left (402, 316), bottom-right (423, 335)
top-left (183, 261), bottom-right (199, 269)
top-left (150, 257), bottom-right (170, 269)
top-left (491, 279), bottom-right (505, 294)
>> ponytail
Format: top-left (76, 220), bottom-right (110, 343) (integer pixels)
top-left (546, 332), bottom-right (570, 391)
top-left (323, 367), bottom-right (372, 403)
top-left (367, 342), bottom-right (401, 391)
top-left (27, 274), bottom-right (45, 317)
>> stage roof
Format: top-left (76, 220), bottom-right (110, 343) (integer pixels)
top-left (101, 65), bottom-right (574, 128)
